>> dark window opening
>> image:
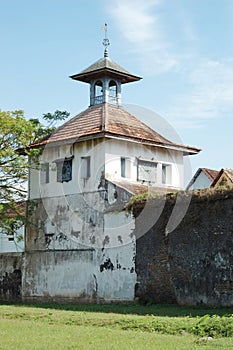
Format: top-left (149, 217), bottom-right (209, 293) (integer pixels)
top-left (55, 157), bottom-right (73, 183)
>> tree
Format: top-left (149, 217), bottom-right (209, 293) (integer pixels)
top-left (0, 109), bottom-right (69, 234)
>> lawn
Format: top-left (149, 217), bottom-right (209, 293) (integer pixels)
top-left (0, 303), bottom-right (232, 349)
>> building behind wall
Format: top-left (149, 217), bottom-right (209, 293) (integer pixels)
top-left (20, 32), bottom-right (200, 302)
top-left (0, 202), bottom-right (25, 253)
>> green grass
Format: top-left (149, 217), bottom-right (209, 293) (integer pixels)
top-left (0, 303), bottom-right (232, 349)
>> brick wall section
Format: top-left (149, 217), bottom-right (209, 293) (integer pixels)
top-left (134, 189), bottom-right (233, 306)
top-left (0, 253), bottom-right (22, 301)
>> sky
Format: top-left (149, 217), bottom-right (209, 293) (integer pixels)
top-left (1, 0), bottom-right (233, 178)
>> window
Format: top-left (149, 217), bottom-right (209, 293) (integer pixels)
top-left (162, 164), bottom-right (172, 184)
top-left (55, 157), bottom-right (73, 183)
top-left (81, 156), bottom-right (91, 179)
top-left (121, 157), bottom-right (131, 178)
top-left (40, 163), bottom-right (49, 184)
top-left (137, 159), bottom-right (157, 183)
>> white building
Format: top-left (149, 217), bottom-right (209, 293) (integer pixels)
top-left (0, 229), bottom-right (24, 253)
top-left (0, 202), bottom-right (25, 253)
top-left (23, 42), bottom-right (200, 302)
top-left (186, 168), bottom-right (218, 190)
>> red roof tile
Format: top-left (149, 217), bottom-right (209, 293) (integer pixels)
top-left (186, 167), bottom-right (219, 190)
top-left (226, 169), bottom-right (233, 182)
top-left (28, 104), bottom-right (200, 154)
top-left (211, 168), bottom-right (233, 187)
top-left (201, 168), bottom-right (219, 181)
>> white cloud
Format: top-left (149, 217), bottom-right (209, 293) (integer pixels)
top-left (112, 1), bottom-right (158, 43)
top-left (108, 0), bottom-right (178, 74)
top-left (165, 59), bottom-right (233, 128)
top-left (107, 1), bottom-right (233, 130)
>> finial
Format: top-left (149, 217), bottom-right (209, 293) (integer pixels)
top-left (102, 23), bottom-right (110, 57)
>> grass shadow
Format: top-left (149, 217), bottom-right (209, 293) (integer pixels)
top-left (1, 301), bottom-right (232, 317)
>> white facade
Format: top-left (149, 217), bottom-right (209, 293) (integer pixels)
top-left (104, 138), bottom-right (183, 189)
top-left (30, 138), bottom-right (184, 201)
top-left (189, 171), bottom-right (212, 190)
top-left (0, 226), bottom-right (24, 253)
top-left (25, 134), bottom-right (185, 302)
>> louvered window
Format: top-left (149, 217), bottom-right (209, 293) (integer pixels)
top-left (137, 159), bottom-right (157, 183)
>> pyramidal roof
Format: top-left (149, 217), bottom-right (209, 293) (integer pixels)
top-left (70, 56), bottom-right (141, 84)
top-left (30, 104), bottom-right (200, 155)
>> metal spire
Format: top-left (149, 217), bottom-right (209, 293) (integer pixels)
top-left (102, 23), bottom-right (110, 57)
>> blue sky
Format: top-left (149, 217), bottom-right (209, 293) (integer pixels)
top-left (1, 0), bottom-right (233, 176)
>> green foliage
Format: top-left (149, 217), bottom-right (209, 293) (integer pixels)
top-left (0, 111), bottom-right (34, 207)
top-left (126, 192), bottom-right (160, 210)
top-left (0, 109), bottom-right (69, 234)
top-left (42, 110), bottom-right (70, 128)
top-left (191, 314), bottom-right (233, 337)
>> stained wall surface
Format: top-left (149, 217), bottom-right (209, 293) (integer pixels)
top-left (0, 253), bottom-right (22, 301)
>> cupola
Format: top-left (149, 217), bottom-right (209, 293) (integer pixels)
top-left (70, 24), bottom-right (141, 107)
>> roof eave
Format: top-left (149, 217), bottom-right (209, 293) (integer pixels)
top-left (26, 131), bottom-right (201, 154)
top-left (70, 68), bottom-right (142, 84)
top-left (104, 133), bottom-right (201, 154)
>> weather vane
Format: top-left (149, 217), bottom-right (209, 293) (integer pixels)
top-left (102, 23), bottom-right (110, 57)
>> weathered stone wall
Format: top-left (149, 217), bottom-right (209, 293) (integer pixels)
top-left (23, 190), bottom-right (136, 303)
top-left (22, 246), bottom-right (136, 303)
top-left (134, 189), bottom-right (233, 306)
top-left (0, 253), bottom-right (22, 301)
top-left (1, 189), bottom-right (232, 305)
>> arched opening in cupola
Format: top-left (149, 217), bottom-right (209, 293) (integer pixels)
top-left (109, 80), bottom-right (117, 102)
top-left (94, 80), bottom-right (103, 104)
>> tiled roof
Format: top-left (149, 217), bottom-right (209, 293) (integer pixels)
top-left (226, 169), bottom-right (233, 182)
top-left (110, 180), bottom-right (178, 196)
top-left (80, 57), bottom-right (133, 76)
top-left (201, 168), bottom-right (219, 181)
top-left (211, 168), bottom-right (233, 187)
top-left (28, 104), bottom-right (200, 154)
top-left (70, 56), bottom-right (141, 84)
top-left (186, 167), bottom-right (218, 190)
